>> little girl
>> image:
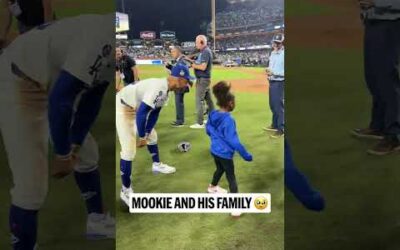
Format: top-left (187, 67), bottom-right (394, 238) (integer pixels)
top-left (206, 81), bottom-right (253, 197)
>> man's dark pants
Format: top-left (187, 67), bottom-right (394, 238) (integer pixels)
top-left (175, 91), bottom-right (186, 124)
top-left (269, 80), bottom-right (285, 133)
top-left (364, 19), bottom-right (400, 139)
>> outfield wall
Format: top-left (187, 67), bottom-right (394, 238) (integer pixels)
top-left (136, 59), bottom-right (164, 65)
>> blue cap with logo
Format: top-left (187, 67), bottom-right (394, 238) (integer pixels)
top-left (171, 63), bottom-right (195, 83)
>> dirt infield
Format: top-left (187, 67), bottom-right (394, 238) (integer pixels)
top-left (288, 0), bottom-right (363, 49)
top-left (138, 65), bottom-right (269, 94)
top-left (222, 67), bottom-right (269, 94)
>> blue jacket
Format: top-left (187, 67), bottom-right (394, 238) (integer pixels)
top-left (206, 110), bottom-right (252, 161)
top-left (285, 140), bottom-right (325, 211)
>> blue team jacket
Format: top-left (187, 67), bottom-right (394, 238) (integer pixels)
top-left (206, 110), bottom-right (252, 161)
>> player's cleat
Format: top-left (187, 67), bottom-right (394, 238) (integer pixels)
top-left (190, 123), bottom-right (205, 129)
top-left (207, 184), bottom-right (228, 194)
top-left (120, 186), bottom-right (133, 207)
top-left (152, 162), bottom-right (176, 174)
top-left (351, 128), bottom-right (384, 140)
top-left (171, 121), bottom-right (184, 127)
top-left (263, 126), bottom-right (278, 132)
top-left (231, 211), bottom-right (242, 217)
top-left (86, 213), bottom-right (115, 240)
top-left (270, 131), bottom-right (284, 139)
top-left (367, 137), bottom-right (400, 156)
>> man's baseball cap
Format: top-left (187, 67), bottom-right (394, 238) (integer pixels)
top-left (171, 63), bottom-right (195, 83)
top-left (272, 33), bottom-right (284, 43)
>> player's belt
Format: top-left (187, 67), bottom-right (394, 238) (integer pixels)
top-left (269, 75), bottom-right (284, 82)
top-left (11, 62), bottom-right (42, 88)
top-left (120, 98), bottom-right (134, 109)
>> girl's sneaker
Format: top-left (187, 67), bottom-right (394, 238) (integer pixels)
top-left (231, 211), bottom-right (242, 217)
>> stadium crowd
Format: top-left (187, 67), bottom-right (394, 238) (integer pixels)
top-left (216, 2), bottom-right (283, 29)
top-left (121, 43), bottom-right (271, 66)
top-left (216, 50), bottom-right (270, 66)
top-left (126, 46), bottom-right (170, 59)
top-left (215, 34), bottom-right (272, 50)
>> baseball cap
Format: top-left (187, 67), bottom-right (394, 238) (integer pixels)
top-left (272, 33), bottom-right (284, 43)
top-left (171, 63), bottom-right (195, 83)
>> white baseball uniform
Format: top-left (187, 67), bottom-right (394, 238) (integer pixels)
top-left (0, 14), bottom-right (114, 210)
top-left (116, 78), bottom-right (169, 161)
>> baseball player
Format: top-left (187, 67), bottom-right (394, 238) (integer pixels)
top-left (0, 14), bottom-right (115, 249)
top-left (116, 63), bottom-right (194, 206)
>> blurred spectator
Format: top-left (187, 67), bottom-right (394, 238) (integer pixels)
top-left (0, 0), bottom-right (54, 49)
top-left (1, 0), bottom-right (54, 34)
top-left (116, 47), bottom-right (139, 85)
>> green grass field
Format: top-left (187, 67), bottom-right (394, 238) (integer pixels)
top-left (285, 1), bottom-right (400, 249)
top-left (286, 48), bottom-right (400, 250)
top-left (0, 2), bottom-right (115, 249)
top-left (116, 65), bottom-right (284, 250)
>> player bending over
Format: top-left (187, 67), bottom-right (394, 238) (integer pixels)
top-left (116, 63), bottom-right (194, 206)
top-left (206, 81), bottom-right (253, 217)
top-left (0, 14), bottom-right (115, 249)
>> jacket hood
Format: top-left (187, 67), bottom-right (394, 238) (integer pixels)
top-left (208, 110), bottom-right (230, 129)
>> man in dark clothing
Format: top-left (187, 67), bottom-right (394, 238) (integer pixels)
top-left (169, 46), bottom-right (190, 127)
top-left (0, 0), bottom-right (54, 39)
top-left (116, 47), bottom-right (139, 86)
top-left (352, 0), bottom-right (400, 155)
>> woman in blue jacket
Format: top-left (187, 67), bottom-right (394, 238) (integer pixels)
top-left (206, 81), bottom-right (253, 195)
